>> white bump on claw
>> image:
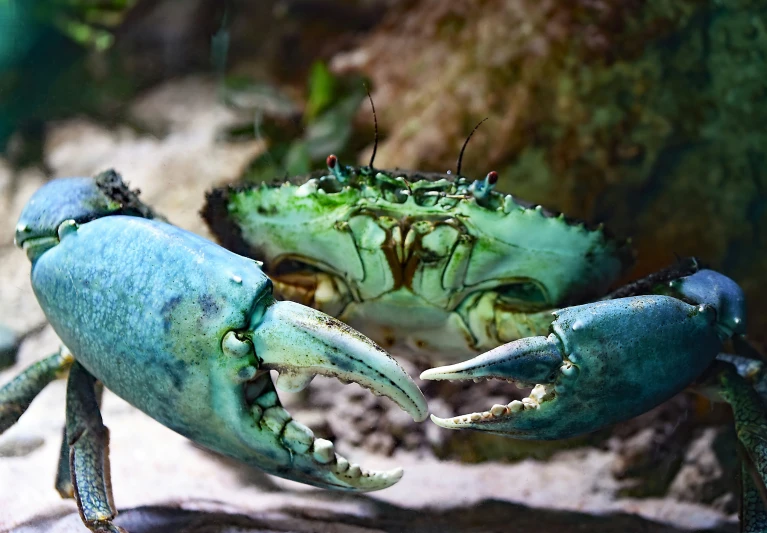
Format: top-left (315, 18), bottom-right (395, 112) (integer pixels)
top-left (236, 366), bottom-right (258, 383)
top-left (313, 438), bottom-right (335, 464)
top-left (263, 406), bottom-right (292, 433)
top-left (348, 464), bottom-right (362, 478)
top-left (521, 398), bottom-right (539, 410)
top-left (529, 384), bottom-right (554, 403)
top-left (275, 371), bottom-right (315, 393)
top-left (490, 404), bottom-right (507, 416)
top-left (508, 400), bottom-right (524, 412)
top-left (222, 331), bottom-right (253, 359)
top-left (335, 455), bottom-right (350, 473)
top-left (57, 219), bottom-right (78, 240)
top-left (255, 391), bottom-right (279, 409)
top-left (283, 420), bottom-right (314, 454)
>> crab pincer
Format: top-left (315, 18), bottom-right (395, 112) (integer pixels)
top-left (422, 270), bottom-right (744, 440)
top-left (4, 173), bottom-right (428, 533)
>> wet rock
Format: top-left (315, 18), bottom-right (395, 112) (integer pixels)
top-left (609, 394), bottom-right (696, 497)
top-left (668, 427), bottom-right (739, 514)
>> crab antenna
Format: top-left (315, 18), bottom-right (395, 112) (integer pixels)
top-left (364, 82), bottom-right (378, 169)
top-left (456, 117), bottom-right (488, 177)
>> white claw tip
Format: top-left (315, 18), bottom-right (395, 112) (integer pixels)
top-left (387, 467), bottom-right (404, 483)
top-left (429, 413), bottom-right (461, 430)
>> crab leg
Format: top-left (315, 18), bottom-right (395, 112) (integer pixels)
top-left (716, 364), bottom-right (767, 483)
top-left (66, 361), bottom-right (125, 533)
top-left (0, 347), bottom-right (73, 433)
top-left (57, 381), bottom-right (104, 499)
top-left (55, 424), bottom-right (74, 498)
top-left (0, 324), bottom-right (19, 370)
top-left (694, 360), bottom-right (767, 532)
top-left (742, 462), bottom-right (767, 533)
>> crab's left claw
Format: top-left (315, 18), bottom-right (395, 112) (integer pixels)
top-left (423, 295), bottom-right (724, 439)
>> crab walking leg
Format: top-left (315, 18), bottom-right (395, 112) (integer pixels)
top-left (703, 361), bottom-right (767, 532)
top-left (712, 354), bottom-right (767, 532)
top-left (0, 347), bottom-right (74, 433)
top-left (56, 425), bottom-right (74, 498)
top-left (717, 365), bottom-right (767, 490)
top-left (57, 381), bottom-right (104, 499)
top-left (742, 463), bottom-right (767, 533)
top-left (66, 361), bottom-right (125, 533)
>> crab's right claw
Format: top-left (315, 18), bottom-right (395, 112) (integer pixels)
top-left (422, 295), bottom-right (723, 440)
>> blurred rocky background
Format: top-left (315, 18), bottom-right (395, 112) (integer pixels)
top-left (2, 0), bottom-right (765, 531)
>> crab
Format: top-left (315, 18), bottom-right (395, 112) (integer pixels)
top-left (1, 171), bottom-right (428, 533)
top-left (203, 153), bottom-right (767, 531)
top-left (203, 154), bottom-right (632, 363)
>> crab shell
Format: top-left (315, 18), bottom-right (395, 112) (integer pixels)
top-left (204, 160), bottom-right (632, 362)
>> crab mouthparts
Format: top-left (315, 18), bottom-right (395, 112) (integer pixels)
top-left (420, 334), bottom-right (576, 429)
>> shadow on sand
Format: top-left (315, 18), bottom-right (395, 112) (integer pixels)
top-left (11, 493), bottom-right (737, 533)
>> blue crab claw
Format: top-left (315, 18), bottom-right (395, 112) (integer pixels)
top-left (18, 172), bottom-right (427, 494)
top-left (15, 172), bottom-right (163, 262)
top-left (218, 299), bottom-right (428, 492)
top-left (252, 300), bottom-right (429, 420)
top-left (422, 295), bottom-right (723, 439)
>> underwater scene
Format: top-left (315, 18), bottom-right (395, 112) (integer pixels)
top-left (1, 1), bottom-right (765, 532)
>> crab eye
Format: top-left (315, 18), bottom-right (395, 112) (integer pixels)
top-left (269, 257), bottom-right (352, 317)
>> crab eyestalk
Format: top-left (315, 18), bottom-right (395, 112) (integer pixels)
top-left (468, 170), bottom-right (498, 201)
top-left (326, 154), bottom-right (351, 183)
